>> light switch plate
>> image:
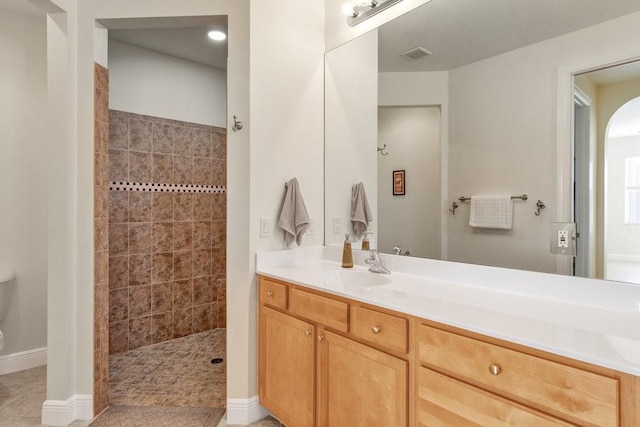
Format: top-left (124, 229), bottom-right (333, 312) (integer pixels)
top-left (260, 217), bottom-right (272, 238)
top-left (550, 222), bottom-right (576, 256)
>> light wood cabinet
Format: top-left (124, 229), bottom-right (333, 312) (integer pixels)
top-left (258, 276), bottom-right (410, 427)
top-left (258, 306), bottom-right (315, 427)
top-left (258, 274), bottom-right (639, 427)
top-left (317, 329), bottom-right (408, 427)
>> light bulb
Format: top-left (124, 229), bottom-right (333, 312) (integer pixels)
top-left (207, 30), bottom-right (226, 41)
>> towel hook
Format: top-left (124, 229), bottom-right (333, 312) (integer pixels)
top-left (448, 201), bottom-right (459, 215)
top-left (232, 115), bottom-right (243, 132)
top-left (535, 200), bottom-right (546, 216)
top-left (377, 144), bottom-right (389, 156)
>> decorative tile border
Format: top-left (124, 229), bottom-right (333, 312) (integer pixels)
top-left (109, 181), bottom-right (226, 194)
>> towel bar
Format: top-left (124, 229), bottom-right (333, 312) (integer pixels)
top-left (458, 194), bottom-right (528, 202)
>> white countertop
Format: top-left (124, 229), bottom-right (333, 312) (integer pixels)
top-left (256, 246), bottom-right (640, 376)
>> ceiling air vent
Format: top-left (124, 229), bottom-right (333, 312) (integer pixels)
top-left (401, 46), bottom-right (432, 61)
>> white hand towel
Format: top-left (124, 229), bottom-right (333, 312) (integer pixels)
top-left (469, 195), bottom-right (513, 229)
top-left (351, 182), bottom-right (373, 238)
top-left (278, 178), bottom-right (311, 247)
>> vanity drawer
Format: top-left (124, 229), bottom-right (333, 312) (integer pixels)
top-left (289, 288), bottom-right (348, 333)
top-left (418, 367), bottom-right (575, 427)
top-left (259, 277), bottom-right (288, 310)
top-left (418, 325), bottom-right (618, 427)
top-left (350, 306), bottom-right (408, 354)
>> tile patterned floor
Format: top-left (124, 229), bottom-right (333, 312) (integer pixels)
top-left (109, 329), bottom-right (226, 407)
top-left (0, 328), bottom-right (280, 426)
top-left (0, 365), bottom-right (47, 427)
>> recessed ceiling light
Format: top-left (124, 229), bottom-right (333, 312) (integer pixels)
top-left (207, 30), bottom-right (226, 41)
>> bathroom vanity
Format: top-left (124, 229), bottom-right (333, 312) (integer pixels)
top-left (257, 247), bottom-right (640, 427)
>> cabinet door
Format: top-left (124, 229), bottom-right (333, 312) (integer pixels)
top-left (317, 329), bottom-right (408, 427)
top-left (259, 306), bottom-right (315, 427)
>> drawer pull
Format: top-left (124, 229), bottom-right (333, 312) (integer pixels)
top-left (318, 335), bottom-right (325, 341)
top-left (371, 326), bottom-right (381, 334)
top-left (489, 364), bottom-right (502, 376)
top-left (266, 291), bottom-right (274, 297)
top-left (305, 330), bottom-right (312, 337)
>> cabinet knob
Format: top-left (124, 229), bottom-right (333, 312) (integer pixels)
top-left (371, 326), bottom-right (381, 334)
top-left (317, 335), bottom-right (325, 341)
top-left (489, 364), bottom-right (502, 376)
top-left (266, 291), bottom-right (274, 297)
top-left (304, 330), bottom-right (312, 337)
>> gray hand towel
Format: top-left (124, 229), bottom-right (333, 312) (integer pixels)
top-left (351, 182), bottom-right (373, 239)
top-left (278, 178), bottom-right (311, 247)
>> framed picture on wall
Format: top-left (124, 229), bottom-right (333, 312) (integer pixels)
top-left (393, 170), bottom-right (405, 195)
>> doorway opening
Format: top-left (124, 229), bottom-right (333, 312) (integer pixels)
top-left (94, 17), bottom-right (228, 413)
top-left (573, 60), bottom-right (640, 283)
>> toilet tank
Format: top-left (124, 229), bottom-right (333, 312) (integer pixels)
top-left (0, 270), bottom-right (15, 322)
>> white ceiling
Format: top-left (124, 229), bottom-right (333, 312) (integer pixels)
top-left (378, 0), bottom-right (640, 72)
top-left (107, 16), bottom-right (228, 71)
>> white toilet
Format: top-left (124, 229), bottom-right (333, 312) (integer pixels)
top-left (0, 270), bottom-right (15, 354)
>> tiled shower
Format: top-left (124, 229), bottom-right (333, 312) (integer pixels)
top-left (107, 109), bottom-right (227, 355)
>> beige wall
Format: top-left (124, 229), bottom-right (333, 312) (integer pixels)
top-left (325, 29), bottom-right (378, 248)
top-left (447, 11), bottom-right (640, 273)
top-left (377, 107), bottom-right (441, 258)
top-left (0, 0), bottom-right (48, 357)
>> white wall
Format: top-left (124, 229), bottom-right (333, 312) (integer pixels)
top-left (108, 39), bottom-right (227, 127)
top-left (447, 11), bottom-right (640, 274)
top-left (379, 71), bottom-right (449, 257)
top-left (377, 107), bottom-right (440, 258)
top-left (325, 29), bottom-right (378, 248)
top-left (0, 0), bottom-right (48, 356)
top-left (248, 0), bottom-right (325, 411)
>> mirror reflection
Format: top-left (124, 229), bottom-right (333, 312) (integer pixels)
top-left (324, 0), bottom-right (640, 283)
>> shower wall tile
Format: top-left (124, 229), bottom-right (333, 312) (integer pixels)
top-left (109, 191), bottom-right (129, 223)
top-left (152, 222), bottom-right (173, 253)
top-left (129, 151), bottom-right (153, 182)
top-left (109, 256), bottom-right (128, 289)
top-left (129, 192), bottom-right (153, 223)
top-left (109, 149), bottom-right (129, 182)
top-left (94, 63), bottom-right (110, 415)
top-left (174, 193), bottom-right (193, 221)
top-left (109, 113), bottom-right (129, 150)
top-left (130, 119), bottom-right (153, 152)
top-left (153, 123), bottom-right (174, 154)
top-left (108, 110), bottom-right (226, 354)
top-left (128, 254), bottom-right (151, 287)
top-left (153, 193), bottom-right (173, 221)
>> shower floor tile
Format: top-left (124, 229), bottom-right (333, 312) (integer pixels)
top-left (108, 328), bottom-right (226, 408)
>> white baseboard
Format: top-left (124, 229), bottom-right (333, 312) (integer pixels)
top-left (0, 347), bottom-right (47, 375)
top-left (226, 396), bottom-right (270, 425)
top-left (42, 394), bottom-right (93, 426)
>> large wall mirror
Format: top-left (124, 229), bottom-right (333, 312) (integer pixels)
top-left (325, 0), bottom-right (640, 284)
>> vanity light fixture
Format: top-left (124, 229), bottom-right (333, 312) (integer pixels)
top-left (345, 0), bottom-right (404, 26)
top-left (207, 30), bottom-right (226, 41)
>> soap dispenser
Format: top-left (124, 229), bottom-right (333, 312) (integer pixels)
top-left (342, 234), bottom-right (353, 268)
top-left (361, 232), bottom-right (372, 251)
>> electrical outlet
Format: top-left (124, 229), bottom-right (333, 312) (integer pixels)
top-left (333, 216), bottom-right (341, 234)
top-left (260, 217), bottom-right (272, 238)
top-left (550, 222), bottom-right (576, 256)
top-left (558, 230), bottom-right (569, 248)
